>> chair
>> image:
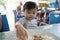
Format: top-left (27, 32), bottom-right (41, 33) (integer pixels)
top-left (49, 12), bottom-right (60, 24)
top-left (13, 10), bottom-right (24, 22)
top-left (1, 15), bottom-right (10, 32)
top-left (0, 14), bottom-right (2, 31)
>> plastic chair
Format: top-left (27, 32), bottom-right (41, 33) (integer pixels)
top-left (1, 15), bottom-right (10, 32)
top-left (49, 12), bottom-right (60, 24)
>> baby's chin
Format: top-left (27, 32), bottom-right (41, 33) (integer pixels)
top-left (26, 17), bottom-right (34, 20)
top-left (28, 18), bottom-right (34, 20)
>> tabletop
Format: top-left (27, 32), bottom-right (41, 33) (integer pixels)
top-left (0, 24), bottom-right (60, 40)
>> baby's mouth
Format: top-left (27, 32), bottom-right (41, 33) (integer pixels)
top-left (29, 17), bottom-right (33, 19)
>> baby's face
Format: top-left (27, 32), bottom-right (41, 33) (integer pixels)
top-left (24, 8), bottom-right (37, 20)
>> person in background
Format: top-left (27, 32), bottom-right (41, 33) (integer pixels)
top-left (13, 6), bottom-right (21, 22)
top-left (15, 1), bottom-right (47, 40)
top-left (0, 12), bottom-right (2, 31)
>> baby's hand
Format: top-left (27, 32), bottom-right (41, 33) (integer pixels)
top-left (15, 22), bottom-right (28, 40)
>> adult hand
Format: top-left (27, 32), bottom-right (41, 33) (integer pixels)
top-left (40, 22), bottom-right (48, 26)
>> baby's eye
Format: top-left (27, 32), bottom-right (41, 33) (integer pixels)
top-left (33, 13), bottom-right (35, 14)
top-left (27, 12), bottom-right (31, 14)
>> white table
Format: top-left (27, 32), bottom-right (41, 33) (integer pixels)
top-left (0, 24), bottom-right (60, 40)
top-left (46, 24), bottom-right (60, 38)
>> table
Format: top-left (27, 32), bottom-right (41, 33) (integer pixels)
top-left (46, 24), bottom-right (60, 38)
top-left (0, 31), bottom-right (17, 40)
top-left (0, 24), bottom-right (60, 40)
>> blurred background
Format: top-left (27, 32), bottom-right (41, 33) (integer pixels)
top-left (0, 0), bottom-right (60, 31)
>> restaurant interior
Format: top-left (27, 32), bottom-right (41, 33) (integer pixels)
top-left (0, 0), bottom-right (60, 40)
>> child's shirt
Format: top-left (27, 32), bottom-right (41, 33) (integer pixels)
top-left (19, 17), bottom-right (37, 29)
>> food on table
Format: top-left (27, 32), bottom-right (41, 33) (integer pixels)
top-left (33, 35), bottom-right (55, 40)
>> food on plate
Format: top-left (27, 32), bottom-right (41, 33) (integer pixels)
top-left (33, 35), bottom-right (43, 40)
top-left (33, 35), bottom-right (55, 40)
